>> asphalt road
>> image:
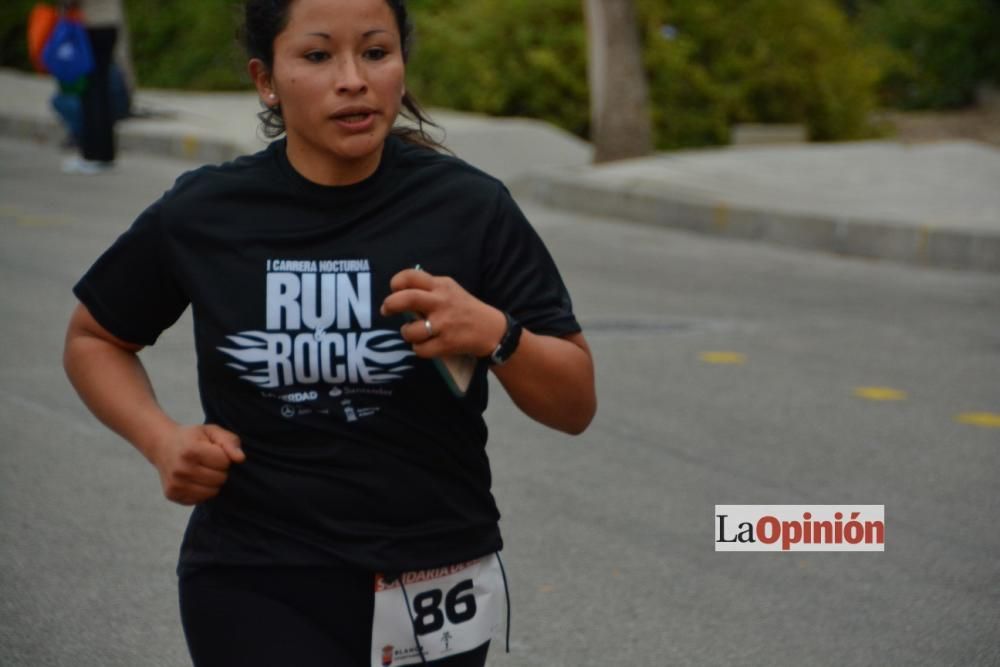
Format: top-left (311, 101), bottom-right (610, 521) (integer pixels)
top-left (1, 137), bottom-right (998, 666)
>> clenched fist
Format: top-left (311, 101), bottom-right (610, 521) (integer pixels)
top-left (150, 424), bottom-right (245, 505)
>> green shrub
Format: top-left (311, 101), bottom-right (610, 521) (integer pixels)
top-left (641, 0), bottom-right (882, 141)
top-left (409, 0), bottom-right (882, 146)
top-left (858, 0), bottom-right (1000, 108)
top-left (637, 7), bottom-right (730, 148)
top-left (0, 0), bottom-right (889, 147)
top-left (407, 0), bottom-right (590, 138)
top-left (0, 0), bottom-right (247, 89)
top-left (0, 0), bottom-right (42, 71)
top-left (125, 0), bottom-right (246, 90)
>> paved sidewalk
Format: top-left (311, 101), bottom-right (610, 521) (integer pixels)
top-left (0, 68), bottom-right (591, 184)
top-left (520, 142), bottom-right (1000, 272)
top-left (2, 67), bottom-right (998, 271)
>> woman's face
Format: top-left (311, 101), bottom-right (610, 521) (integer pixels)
top-left (254, 0), bottom-right (405, 184)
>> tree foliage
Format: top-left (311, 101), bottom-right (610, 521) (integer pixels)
top-left (407, 0), bottom-right (590, 138)
top-left (1, 0), bottom-right (996, 147)
top-left (408, 0), bottom-right (883, 146)
top-left (639, 0), bottom-right (883, 143)
top-left (0, 0), bottom-right (37, 71)
top-left (125, 0), bottom-right (246, 90)
top-left (857, 0), bottom-right (1000, 108)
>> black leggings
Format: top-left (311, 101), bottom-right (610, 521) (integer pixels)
top-left (179, 566), bottom-right (489, 667)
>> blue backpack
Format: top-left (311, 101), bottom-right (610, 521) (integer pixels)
top-left (41, 17), bottom-right (94, 85)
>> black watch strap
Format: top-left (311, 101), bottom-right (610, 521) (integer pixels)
top-left (488, 312), bottom-right (522, 366)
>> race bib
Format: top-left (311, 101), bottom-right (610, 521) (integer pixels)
top-left (371, 555), bottom-right (505, 667)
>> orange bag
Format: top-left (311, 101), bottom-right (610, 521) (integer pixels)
top-left (27, 4), bottom-right (58, 73)
top-left (27, 3), bottom-right (83, 73)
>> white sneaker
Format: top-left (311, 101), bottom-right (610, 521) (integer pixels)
top-left (61, 156), bottom-right (113, 175)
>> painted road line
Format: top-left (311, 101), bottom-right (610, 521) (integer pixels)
top-left (955, 412), bottom-right (1000, 429)
top-left (699, 352), bottom-right (746, 365)
top-left (853, 387), bottom-right (908, 401)
top-left (0, 206), bottom-right (71, 227)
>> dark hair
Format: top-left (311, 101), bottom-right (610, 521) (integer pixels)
top-left (241, 0), bottom-right (445, 151)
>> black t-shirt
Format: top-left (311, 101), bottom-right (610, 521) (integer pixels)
top-left (74, 135), bottom-right (580, 574)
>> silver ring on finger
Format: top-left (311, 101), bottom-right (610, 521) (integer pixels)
top-left (424, 318), bottom-right (434, 338)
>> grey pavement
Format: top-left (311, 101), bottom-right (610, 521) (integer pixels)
top-left (2, 136), bottom-right (999, 666)
top-left (1, 65), bottom-right (999, 273)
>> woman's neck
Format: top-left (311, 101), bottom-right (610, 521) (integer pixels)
top-left (283, 136), bottom-right (385, 187)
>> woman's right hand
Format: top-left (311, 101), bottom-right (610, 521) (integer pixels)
top-left (150, 424), bottom-right (246, 506)
top-left (64, 303), bottom-right (248, 505)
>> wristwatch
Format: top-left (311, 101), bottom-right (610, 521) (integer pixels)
top-left (488, 311), bottom-right (523, 366)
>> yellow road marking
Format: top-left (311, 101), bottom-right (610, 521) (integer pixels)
top-left (916, 225), bottom-right (931, 260)
top-left (16, 215), bottom-right (69, 227)
top-left (181, 135), bottom-right (201, 158)
top-left (0, 206), bottom-right (70, 227)
top-left (854, 387), bottom-right (908, 401)
top-left (955, 412), bottom-right (1000, 429)
top-left (700, 351), bottom-right (746, 365)
top-left (713, 203), bottom-right (730, 232)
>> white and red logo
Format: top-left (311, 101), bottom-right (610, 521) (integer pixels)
top-left (715, 505), bottom-right (884, 552)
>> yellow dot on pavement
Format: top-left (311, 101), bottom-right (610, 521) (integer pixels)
top-left (854, 387), bottom-right (908, 401)
top-left (955, 412), bottom-right (1000, 429)
top-left (700, 352), bottom-right (746, 365)
top-left (181, 135), bottom-right (201, 158)
top-left (713, 204), bottom-right (731, 232)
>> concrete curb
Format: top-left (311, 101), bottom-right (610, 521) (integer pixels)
top-left (0, 111), bottom-right (243, 165)
top-left (3, 78), bottom-right (996, 274)
top-left (520, 168), bottom-right (1000, 273)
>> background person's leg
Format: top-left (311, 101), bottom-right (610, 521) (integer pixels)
top-left (80, 27), bottom-right (117, 164)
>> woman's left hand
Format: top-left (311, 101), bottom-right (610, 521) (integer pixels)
top-left (380, 268), bottom-right (506, 359)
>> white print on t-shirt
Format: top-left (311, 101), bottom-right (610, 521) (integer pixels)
top-left (217, 259), bottom-right (414, 420)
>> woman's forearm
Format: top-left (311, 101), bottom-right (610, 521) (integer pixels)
top-left (379, 270), bottom-right (597, 434)
top-left (64, 304), bottom-right (245, 505)
top-left (491, 331), bottom-right (596, 435)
